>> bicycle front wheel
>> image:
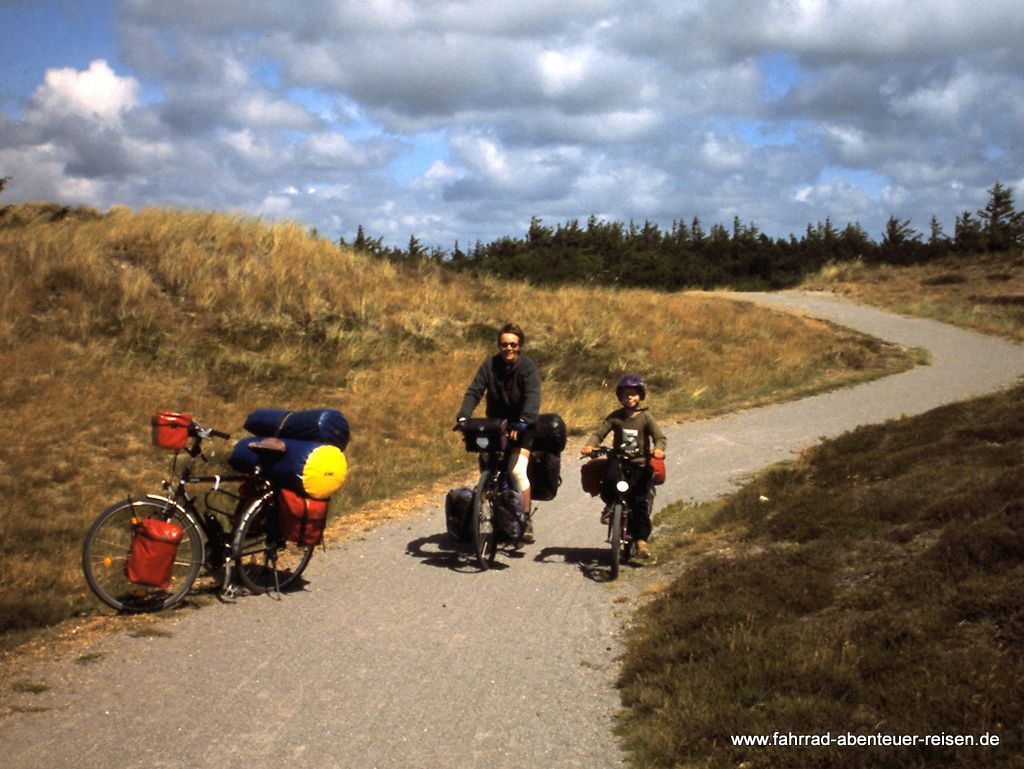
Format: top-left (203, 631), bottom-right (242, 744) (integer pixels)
top-left (609, 503), bottom-right (624, 580)
top-left (472, 487), bottom-right (497, 570)
top-left (82, 499), bottom-right (203, 612)
top-left (233, 497), bottom-right (315, 594)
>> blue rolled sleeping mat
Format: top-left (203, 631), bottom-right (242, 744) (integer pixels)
top-left (229, 436), bottom-right (347, 500)
top-left (231, 408), bottom-right (350, 499)
top-left (243, 408), bottom-right (349, 451)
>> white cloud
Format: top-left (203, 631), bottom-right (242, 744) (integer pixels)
top-left (822, 124), bottom-right (868, 162)
top-left (700, 132), bottom-right (747, 171)
top-left (259, 194), bottom-right (294, 215)
top-left (222, 129), bottom-right (279, 163)
top-left (538, 48), bottom-right (591, 97)
top-left (791, 178), bottom-right (878, 227)
top-left (304, 132), bottom-right (359, 161)
top-left (29, 59), bottom-right (138, 125)
top-left (235, 93), bottom-right (317, 129)
top-left (1, 1), bottom-right (1021, 248)
top-left (760, 0), bottom-right (1024, 58)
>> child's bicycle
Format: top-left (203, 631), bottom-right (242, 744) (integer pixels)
top-left (456, 417), bottom-right (530, 570)
top-left (585, 446), bottom-right (653, 580)
top-left (82, 415), bottom-right (316, 612)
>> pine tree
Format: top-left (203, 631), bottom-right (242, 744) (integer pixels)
top-left (977, 181), bottom-right (1021, 252)
top-left (407, 234), bottom-right (424, 262)
top-left (954, 211), bottom-right (984, 254)
top-left (880, 217), bottom-right (921, 264)
top-left (927, 215), bottom-right (950, 259)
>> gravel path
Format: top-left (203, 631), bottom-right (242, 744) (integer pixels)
top-left (3, 291), bottom-right (1023, 769)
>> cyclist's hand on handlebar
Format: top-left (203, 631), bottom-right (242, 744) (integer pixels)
top-left (509, 420), bottom-right (528, 442)
top-left (452, 417), bottom-right (467, 432)
top-left (580, 445), bottom-right (595, 457)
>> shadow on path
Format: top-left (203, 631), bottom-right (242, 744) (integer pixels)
top-left (406, 532), bottom-right (528, 572)
top-left (533, 545), bottom-right (642, 583)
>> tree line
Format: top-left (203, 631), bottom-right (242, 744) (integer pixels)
top-left (347, 181), bottom-right (1024, 290)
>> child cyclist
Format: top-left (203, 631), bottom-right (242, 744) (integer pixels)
top-left (580, 373), bottom-right (667, 559)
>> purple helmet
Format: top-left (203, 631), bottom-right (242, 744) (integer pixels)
top-left (615, 373), bottom-right (646, 400)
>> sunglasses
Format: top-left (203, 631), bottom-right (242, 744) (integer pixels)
top-left (499, 341), bottom-right (520, 349)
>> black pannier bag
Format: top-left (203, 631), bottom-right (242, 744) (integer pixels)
top-left (530, 413), bottom-right (567, 454)
top-left (445, 487), bottom-right (473, 542)
top-left (491, 488), bottom-right (526, 539)
top-left (580, 457), bottom-right (607, 496)
top-left (527, 450), bottom-right (561, 501)
top-left (461, 418), bottom-right (507, 452)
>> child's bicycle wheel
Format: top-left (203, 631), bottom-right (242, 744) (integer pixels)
top-left (82, 498), bottom-right (203, 612)
top-left (608, 502), bottom-right (625, 580)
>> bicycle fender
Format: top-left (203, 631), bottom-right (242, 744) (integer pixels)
top-left (142, 493), bottom-right (185, 509)
top-left (142, 494), bottom-right (199, 524)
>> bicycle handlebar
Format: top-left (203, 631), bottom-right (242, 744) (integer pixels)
top-left (582, 446), bottom-right (620, 460)
top-left (452, 418), bottom-right (528, 435)
top-left (582, 446), bottom-right (664, 460)
top-left (190, 420), bottom-right (231, 442)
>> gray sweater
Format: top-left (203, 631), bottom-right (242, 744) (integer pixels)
top-left (585, 407), bottom-right (666, 464)
top-left (458, 354), bottom-right (541, 426)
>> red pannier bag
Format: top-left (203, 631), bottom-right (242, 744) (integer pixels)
top-left (277, 488), bottom-right (329, 546)
top-left (151, 411), bottom-right (192, 451)
top-left (650, 455), bottom-right (666, 485)
top-left (580, 457), bottom-right (608, 497)
top-left (124, 518), bottom-right (184, 589)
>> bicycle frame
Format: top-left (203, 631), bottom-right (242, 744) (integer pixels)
top-left (145, 432), bottom-right (260, 595)
top-left (605, 487), bottom-right (633, 546)
top-left (157, 482), bottom-right (246, 572)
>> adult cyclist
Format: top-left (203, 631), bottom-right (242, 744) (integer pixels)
top-left (455, 322), bottom-right (541, 542)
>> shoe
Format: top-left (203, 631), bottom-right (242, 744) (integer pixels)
top-left (600, 506), bottom-right (612, 525)
top-left (520, 517), bottom-right (535, 544)
top-left (635, 540), bottom-right (651, 559)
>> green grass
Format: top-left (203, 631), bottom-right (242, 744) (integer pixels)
top-left (618, 384), bottom-right (1024, 768)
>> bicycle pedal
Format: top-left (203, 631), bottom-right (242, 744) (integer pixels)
top-left (220, 583), bottom-right (239, 600)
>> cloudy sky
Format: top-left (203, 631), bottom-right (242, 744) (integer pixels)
top-left (1, 0), bottom-right (1022, 249)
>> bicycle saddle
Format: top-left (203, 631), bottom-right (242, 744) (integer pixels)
top-left (248, 437), bottom-right (287, 453)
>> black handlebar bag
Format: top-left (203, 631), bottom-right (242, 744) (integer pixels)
top-left (461, 418), bottom-right (508, 452)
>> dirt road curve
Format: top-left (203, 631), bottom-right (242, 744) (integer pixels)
top-left (3, 291), bottom-right (1023, 769)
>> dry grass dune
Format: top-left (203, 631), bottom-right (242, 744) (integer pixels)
top-left (0, 203), bottom-right (911, 644)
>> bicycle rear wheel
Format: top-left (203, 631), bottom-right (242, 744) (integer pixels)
top-left (82, 499), bottom-right (203, 612)
top-left (472, 486), bottom-right (497, 570)
top-left (609, 503), bottom-right (624, 580)
top-left (232, 497), bottom-right (315, 594)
